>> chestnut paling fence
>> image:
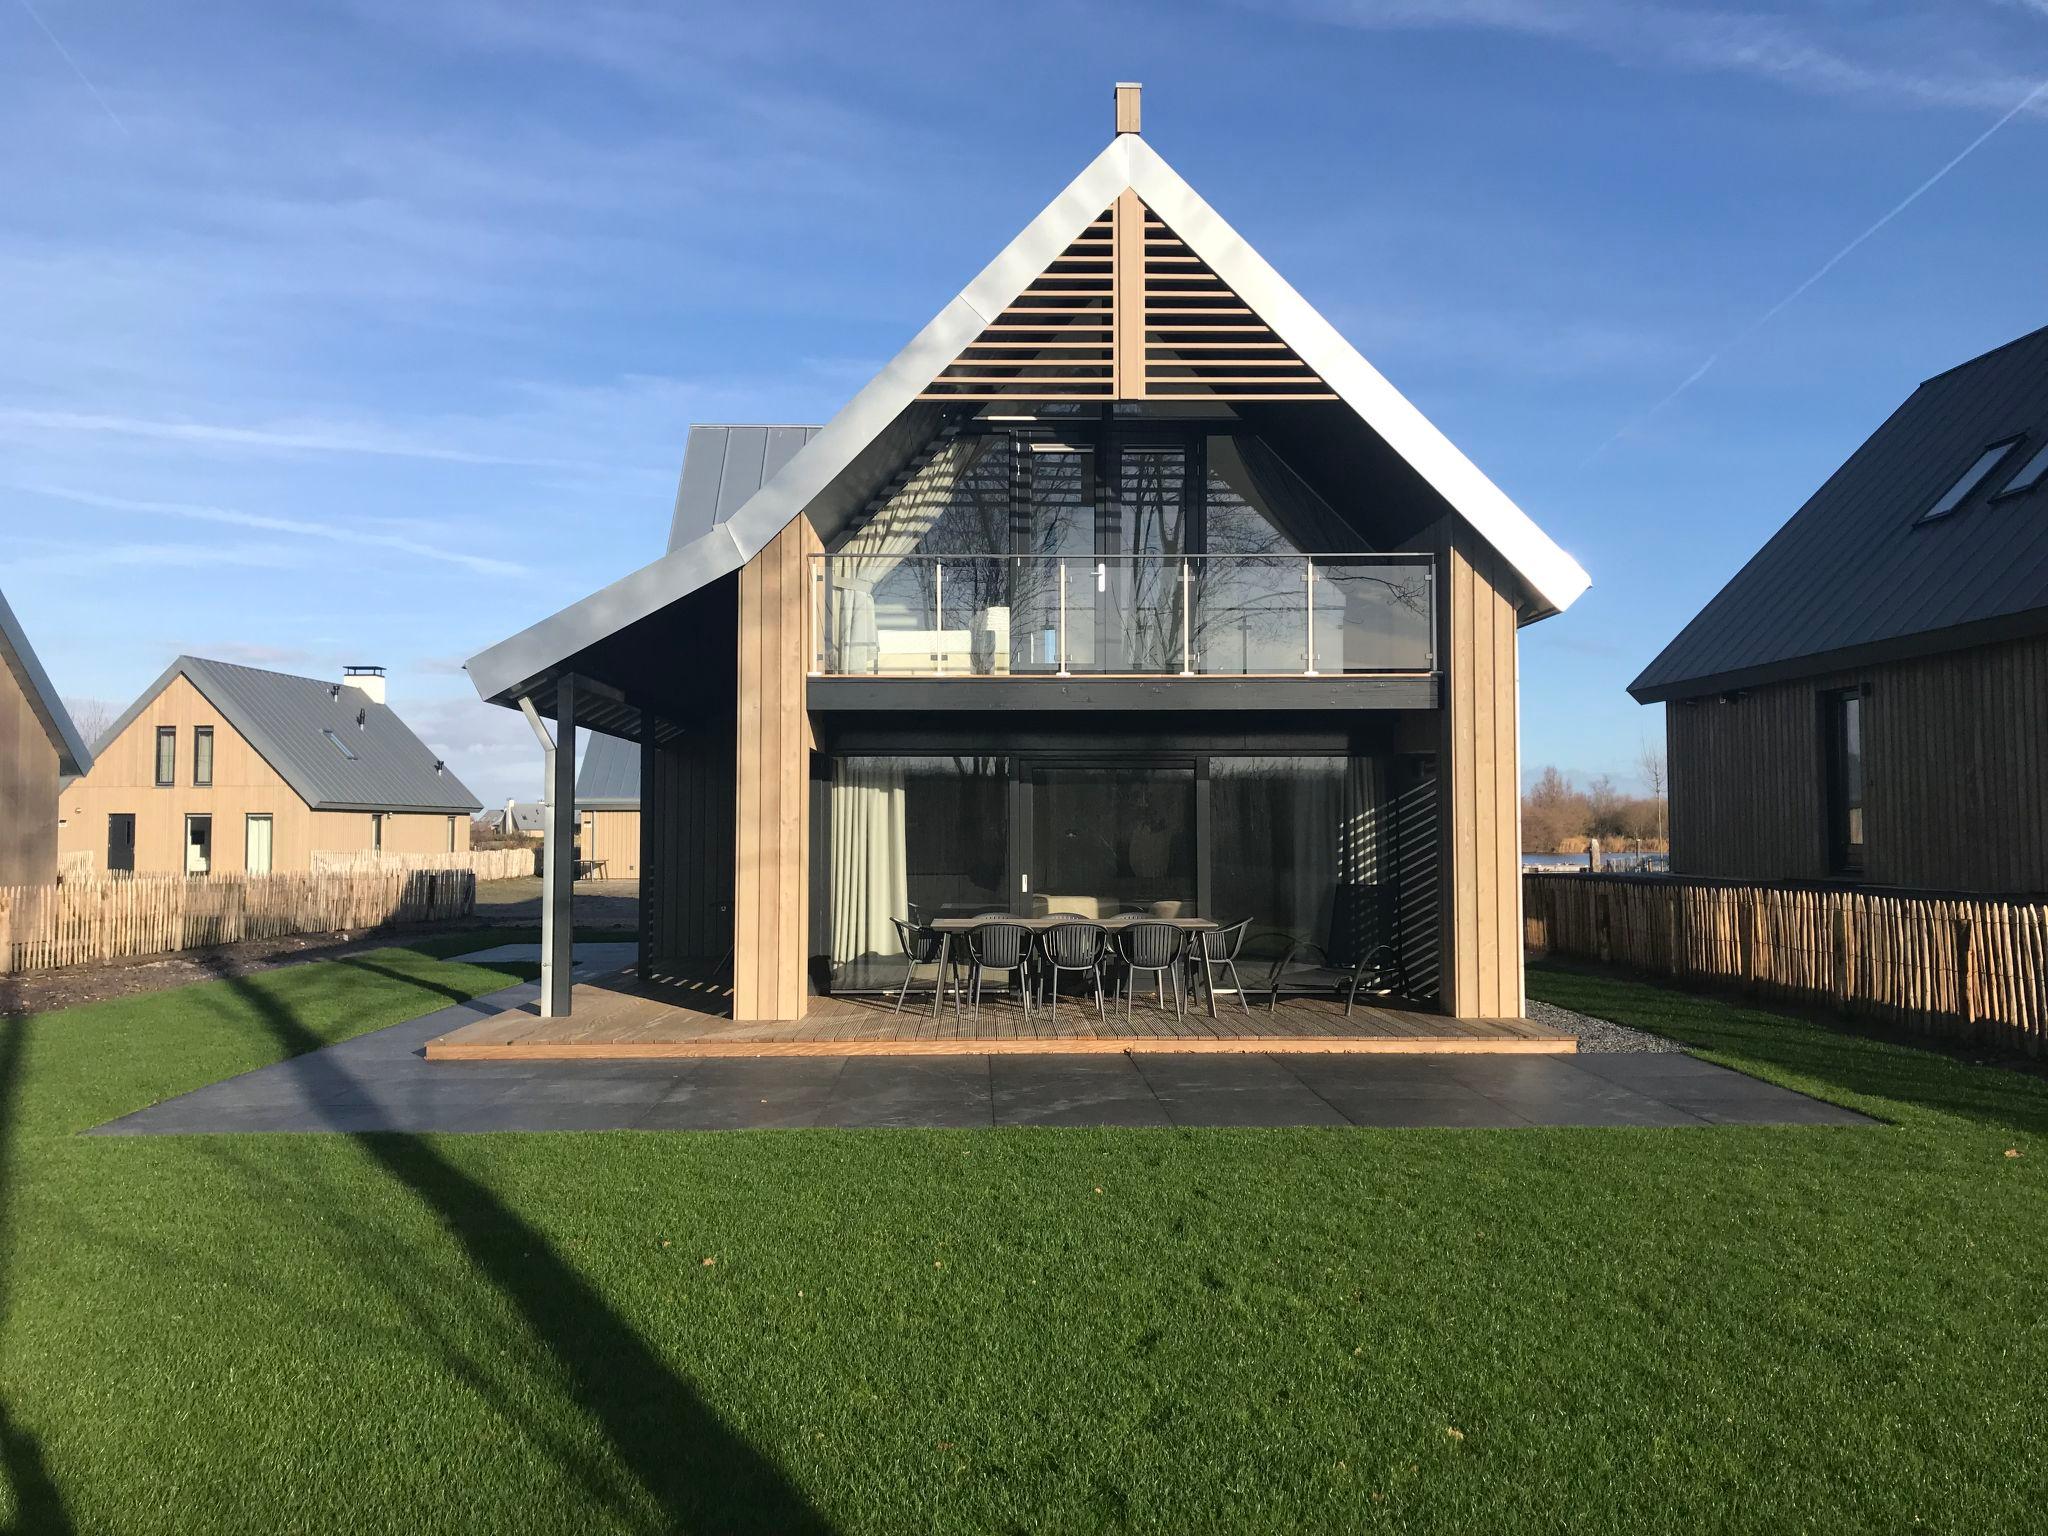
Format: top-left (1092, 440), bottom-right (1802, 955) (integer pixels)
top-left (1524, 873), bottom-right (2048, 1054)
top-left (309, 848), bottom-right (537, 880)
top-left (0, 869), bottom-right (476, 975)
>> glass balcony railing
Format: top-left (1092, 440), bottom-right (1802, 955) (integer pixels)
top-left (809, 553), bottom-right (1435, 678)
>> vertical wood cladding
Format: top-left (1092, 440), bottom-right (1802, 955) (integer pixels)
top-left (733, 517), bottom-right (821, 1020)
top-left (1437, 519), bottom-right (1523, 1019)
top-left (1667, 630), bottom-right (2048, 893)
top-left (0, 660), bottom-right (60, 884)
top-left (641, 728), bottom-right (733, 969)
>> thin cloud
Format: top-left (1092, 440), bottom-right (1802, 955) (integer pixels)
top-left (12, 0), bottom-right (127, 133)
top-left (1253, 0), bottom-right (2048, 114)
top-left (18, 485), bottom-right (531, 578)
top-left (12, 541), bottom-right (304, 577)
top-left (1586, 69), bottom-right (2048, 461)
top-left (0, 407), bottom-right (591, 470)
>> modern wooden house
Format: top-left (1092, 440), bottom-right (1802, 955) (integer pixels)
top-left (58, 658), bottom-right (480, 876)
top-left (1632, 324), bottom-right (2048, 893)
top-left (0, 586), bottom-right (93, 885)
top-left (467, 86), bottom-right (1591, 1022)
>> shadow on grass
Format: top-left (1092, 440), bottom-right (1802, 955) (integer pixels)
top-left (1530, 960), bottom-right (2048, 1135)
top-left (0, 1021), bottom-right (77, 1534)
top-left (193, 954), bottom-right (833, 1534)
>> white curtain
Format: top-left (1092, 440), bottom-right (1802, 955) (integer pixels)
top-left (1340, 756), bottom-right (1384, 885)
top-left (831, 759), bottom-right (909, 965)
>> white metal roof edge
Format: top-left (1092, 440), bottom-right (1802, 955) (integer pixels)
top-left (466, 131), bottom-right (1590, 701)
top-left (1123, 139), bottom-right (1590, 614)
top-left (0, 586), bottom-right (92, 777)
top-left (465, 140), bottom-right (1134, 702)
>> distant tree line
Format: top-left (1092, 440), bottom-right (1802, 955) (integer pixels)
top-left (1522, 745), bottom-right (1668, 854)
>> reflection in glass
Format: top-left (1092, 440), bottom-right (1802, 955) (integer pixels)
top-left (1313, 563), bottom-right (1434, 674)
top-left (1030, 762), bottom-right (1195, 918)
top-left (1209, 757), bottom-right (1387, 947)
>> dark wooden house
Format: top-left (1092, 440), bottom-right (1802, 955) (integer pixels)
top-left (1631, 325), bottom-right (2048, 894)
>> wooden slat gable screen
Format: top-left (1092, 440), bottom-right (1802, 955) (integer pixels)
top-left (919, 206), bottom-right (1117, 401)
top-left (916, 197), bottom-right (1334, 402)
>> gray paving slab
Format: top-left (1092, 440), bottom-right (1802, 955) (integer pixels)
top-left (88, 979), bottom-right (1878, 1136)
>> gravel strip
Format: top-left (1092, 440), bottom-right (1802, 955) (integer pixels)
top-left (1527, 997), bottom-right (1683, 1053)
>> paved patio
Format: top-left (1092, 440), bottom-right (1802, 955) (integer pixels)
top-left (90, 973), bottom-right (1872, 1135)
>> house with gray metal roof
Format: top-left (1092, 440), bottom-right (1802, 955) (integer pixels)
top-left (1632, 323), bottom-right (2048, 893)
top-left (468, 84), bottom-right (1590, 1027)
top-left (57, 657), bottom-right (480, 877)
top-left (1, 585), bottom-right (93, 884)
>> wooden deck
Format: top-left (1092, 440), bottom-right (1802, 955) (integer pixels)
top-left (425, 969), bottom-right (1575, 1060)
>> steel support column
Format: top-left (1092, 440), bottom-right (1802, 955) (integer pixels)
top-left (520, 677), bottom-right (577, 1017)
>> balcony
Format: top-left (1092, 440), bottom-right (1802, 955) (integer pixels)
top-left (809, 554), bottom-right (1436, 678)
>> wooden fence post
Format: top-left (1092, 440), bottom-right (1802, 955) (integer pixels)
top-left (1954, 916), bottom-right (1976, 1034)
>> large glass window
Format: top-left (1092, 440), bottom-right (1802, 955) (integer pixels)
top-left (829, 756), bottom-right (1008, 988)
top-left (1824, 688), bottom-right (1865, 875)
top-left (1028, 762), bottom-right (1195, 918)
top-left (1209, 757), bottom-right (1388, 949)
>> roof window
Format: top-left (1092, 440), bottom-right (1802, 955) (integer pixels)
top-left (322, 728), bottom-right (358, 761)
top-left (1918, 438), bottom-right (2021, 523)
top-left (1993, 437), bottom-right (2048, 500)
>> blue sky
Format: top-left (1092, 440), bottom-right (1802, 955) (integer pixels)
top-left (4, 0), bottom-right (2045, 807)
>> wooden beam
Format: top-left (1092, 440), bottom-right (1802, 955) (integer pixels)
top-left (1115, 81), bottom-right (1142, 135)
top-left (1113, 189), bottom-right (1146, 398)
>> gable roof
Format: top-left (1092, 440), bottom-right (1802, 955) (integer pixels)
top-left (577, 731), bottom-right (640, 809)
top-left (1631, 324), bottom-right (2048, 703)
top-left (0, 586), bottom-right (91, 778)
top-left (95, 657), bottom-right (481, 813)
top-left (467, 128), bottom-right (1589, 711)
top-left (669, 424), bottom-right (823, 548)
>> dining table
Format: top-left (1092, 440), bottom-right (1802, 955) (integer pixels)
top-left (925, 913), bottom-right (1220, 1021)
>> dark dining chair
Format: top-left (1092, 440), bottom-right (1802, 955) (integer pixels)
top-left (964, 921), bottom-right (1035, 1023)
top-left (1192, 919), bottom-right (1255, 1022)
top-left (1117, 921), bottom-right (1188, 1022)
top-left (1264, 882), bottom-right (1405, 1016)
top-left (1039, 921), bottom-right (1109, 1022)
top-left (888, 916), bottom-right (952, 1017)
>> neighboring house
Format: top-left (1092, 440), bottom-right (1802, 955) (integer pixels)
top-left (1632, 324), bottom-right (2048, 894)
top-left (57, 659), bottom-right (481, 876)
top-left (467, 85), bottom-right (1591, 1021)
top-left (572, 425), bottom-right (826, 882)
top-left (0, 586), bottom-right (92, 884)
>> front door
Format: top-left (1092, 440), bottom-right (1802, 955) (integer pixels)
top-left (1022, 760), bottom-right (1197, 919)
top-left (106, 813), bottom-right (135, 873)
top-left (184, 815), bottom-right (212, 876)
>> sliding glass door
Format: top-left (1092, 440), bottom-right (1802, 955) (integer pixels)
top-left (820, 749), bottom-right (1422, 994)
top-left (1025, 761), bottom-right (1196, 920)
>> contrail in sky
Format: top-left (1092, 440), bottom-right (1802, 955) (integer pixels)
top-left (13, 0), bottom-right (128, 133)
top-left (1586, 72), bottom-right (2048, 465)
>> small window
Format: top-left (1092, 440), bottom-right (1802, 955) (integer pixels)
top-left (155, 727), bottom-right (176, 786)
top-left (1994, 437), bottom-right (2048, 500)
top-left (1824, 687), bottom-right (1865, 877)
top-left (1919, 438), bottom-right (2021, 523)
top-left (322, 728), bottom-right (358, 761)
top-left (193, 725), bottom-right (214, 787)
top-left (446, 815), bottom-right (457, 853)
top-left (371, 812), bottom-right (385, 854)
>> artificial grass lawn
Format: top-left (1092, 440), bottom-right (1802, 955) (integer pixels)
top-left (1, 952), bottom-right (2043, 1533)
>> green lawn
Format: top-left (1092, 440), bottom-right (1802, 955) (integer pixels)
top-left (1, 949), bottom-right (2042, 1533)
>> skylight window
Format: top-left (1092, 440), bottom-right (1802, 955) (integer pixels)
top-left (322, 728), bottom-right (358, 761)
top-left (1994, 437), bottom-right (2048, 500)
top-left (1919, 438), bottom-right (2021, 523)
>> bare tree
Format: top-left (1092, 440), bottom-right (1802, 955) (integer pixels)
top-left (63, 696), bottom-right (117, 754)
top-left (1635, 737), bottom-right (1668, 847)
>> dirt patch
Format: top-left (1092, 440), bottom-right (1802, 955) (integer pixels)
top-left (0, 879), bottom-right (638, 1020)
